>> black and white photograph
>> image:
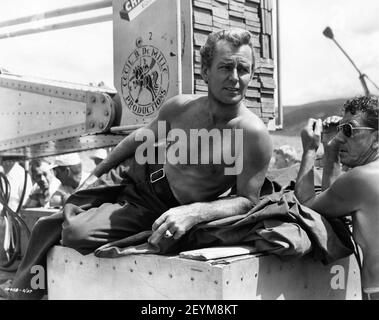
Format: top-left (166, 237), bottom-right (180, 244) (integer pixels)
top-left (0, 0), bottom-right (378, 306)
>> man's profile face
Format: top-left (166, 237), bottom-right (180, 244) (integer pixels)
top-left (335, 112), bottom-right (377, 167)
top-left (202, 40), bottom-right (253, 105)
top-left (31, 163), bottom-right (51, 191)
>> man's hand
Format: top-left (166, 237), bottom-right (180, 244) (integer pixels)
top-left (322, 116), bottom-right (342, 156)
top-left (148, 205), bottom-right (200, 246)
top-left (301, 118), bottom-right (322, 152)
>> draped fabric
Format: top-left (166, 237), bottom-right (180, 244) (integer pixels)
top-left (94, 177), bottom-right (354, 264)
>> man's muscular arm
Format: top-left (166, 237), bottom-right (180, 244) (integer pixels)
top-left (148, 196), bottom-right (253, 243)
top-left (320, 116), bottom-right (342, 190)
top-left (149, 118), bottom-right (273, 245)
top-left (295, 118), bottom-right (322, 205)
top-left (308, 168), bottom-right (364, 218)
top-left (235, 117), bottom-right (273, 203)
top-left (295, 116), bottom-right (343, 206)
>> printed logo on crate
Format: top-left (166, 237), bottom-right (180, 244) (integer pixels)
top-left (121, 45), bottom-right (169, 117)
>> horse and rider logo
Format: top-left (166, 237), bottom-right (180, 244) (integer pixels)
top-left (121, 45), bottom-right (169, 117)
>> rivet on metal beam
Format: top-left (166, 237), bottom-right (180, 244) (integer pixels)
top-left (99, 123), bottom-right (104, 129)
top-left (87, 109), bottom-right (92, 115)
top-left (101, 96), bottom-right (106, 104)
top-left (91, 96), bottom-right (97, 103)
top-left (90, 122), bottom-right (95, 128)
top-left (104, 110), bottom-right (109, 116)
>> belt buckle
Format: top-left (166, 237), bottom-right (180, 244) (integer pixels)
top-left (150, 168), bottom-right (165, 183)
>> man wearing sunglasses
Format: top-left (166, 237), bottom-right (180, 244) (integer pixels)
top-left (295, 95), bottom-right (379, 300)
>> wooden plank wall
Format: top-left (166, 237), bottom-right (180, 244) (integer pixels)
top-left (192, 0), bottom-right (275, 124)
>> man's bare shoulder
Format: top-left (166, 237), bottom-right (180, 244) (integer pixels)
top-left (232, 107), bottom-right (272, 160)
top-left (332, 163), bottom-right (379, 198)
top-left (348, 162), bottom-right (379, 191)
top-left (159, 94), bottom-right (204, 119)
top-left (231, 107), bottom-right (269, 137)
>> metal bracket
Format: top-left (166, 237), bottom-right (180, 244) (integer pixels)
top-left (85, 92), bottom-right (115, 133)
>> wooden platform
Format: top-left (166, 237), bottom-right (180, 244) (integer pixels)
top-left (47, 246), bottom-right (361, 300)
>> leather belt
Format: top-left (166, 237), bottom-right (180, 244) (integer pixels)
top-left (148, 163), bottom-right (179, 207)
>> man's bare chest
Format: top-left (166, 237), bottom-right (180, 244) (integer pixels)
top-left (165, 126), bottom-right (241, 166)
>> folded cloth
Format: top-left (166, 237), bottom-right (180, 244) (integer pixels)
top-left (95, 187), bottom-right (354, 264)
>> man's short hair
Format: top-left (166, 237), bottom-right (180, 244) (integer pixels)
top-left (343, 95), bottom-right (378, 130)
top-left (274, 145), bottom-right (299, 162)
top-left (200, 28), bottom-right (255, 69)
top-left (30, 159), bottom-right (43, 169)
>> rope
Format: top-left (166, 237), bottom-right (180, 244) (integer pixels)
top-left (0, 167), bottom-right (30, 271)
top-left (342, 217), bottom-right (362, 273)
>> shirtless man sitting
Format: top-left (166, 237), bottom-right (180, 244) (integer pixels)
top-left (295, 95), bottom-right (379, 300)
top-left (83, 27), bottom-right (272, 244)
top-left (1, 28), bottom-right (272, 299)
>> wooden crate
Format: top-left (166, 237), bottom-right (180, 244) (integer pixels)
top-left (47, 246), bottom-right (361, 300)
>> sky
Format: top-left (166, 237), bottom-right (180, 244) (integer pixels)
top-left (279, 0), bottom-right (379, 105)
top-left (0, 0), bottom-right (378, 106)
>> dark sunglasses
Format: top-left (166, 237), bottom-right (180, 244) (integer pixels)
top-left (337, 123), bottom-right (374, 138)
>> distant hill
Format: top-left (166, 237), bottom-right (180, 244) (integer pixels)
top-left (275, 98), bottom-right (348, 136)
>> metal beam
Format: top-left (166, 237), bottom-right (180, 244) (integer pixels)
top-left (0, 0), bottom-right (112, 28)
top-left (0, 73), bottom-right (117, 155)
top-left (0, 14), bottom-right (112, 40)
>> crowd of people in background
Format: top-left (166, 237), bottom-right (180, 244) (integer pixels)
top-left (0, 149), bottom-right (108, 212)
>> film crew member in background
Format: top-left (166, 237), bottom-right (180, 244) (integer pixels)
top-left (295, 95), bottom-right (379, 300)
top-left (49, 153), bottom-right (87, 208)
top-left (24, 159), bottom-right (61, 208)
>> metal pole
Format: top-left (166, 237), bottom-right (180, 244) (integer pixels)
top-left (331, 38), bottom-right (362, 76)
top-left (275, 0), bottom-right (283, 129)
top-left (110, 124), bottom-right (143, 133)
top-left (176, 0), bottom-right (182, 95)
top-left (332, 38), bottom-right (370, 96)
top-left (0, 0), bottom-right (112, 29)
top-left (0, 14), bottom-right (112, 40)
top-left (359, 74), bottom-right (370, 96)
top-left (323, 27), bottom-right (370, 96)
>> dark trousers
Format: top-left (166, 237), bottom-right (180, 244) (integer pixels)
top-left (9, 157), bottom-right (179, 299)
top-left (362, 291), bottom-right (379, 300)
